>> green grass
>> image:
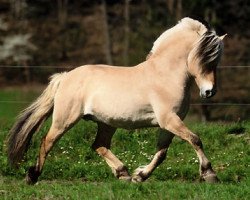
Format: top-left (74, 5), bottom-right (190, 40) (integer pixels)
top-left (0, 89), bottom-right (250, 199)
top-left (0, 177), bottom-right (249, 200)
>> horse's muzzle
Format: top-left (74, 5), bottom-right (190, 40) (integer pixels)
top-left (200, 88), bottom-right (217, 99)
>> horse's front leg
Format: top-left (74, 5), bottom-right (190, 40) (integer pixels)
top-left (132, 129), bottom-right (174, 182)
top-left (161, 113), bottom-right (219, 183)
top-left (92, 122), bottom-right (131, 181)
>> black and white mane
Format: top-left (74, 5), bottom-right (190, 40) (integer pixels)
top-left (194, 28), bottom-right (223, 73)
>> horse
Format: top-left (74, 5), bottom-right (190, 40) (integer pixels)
top-left (7, 17), bottom-right (225, 184)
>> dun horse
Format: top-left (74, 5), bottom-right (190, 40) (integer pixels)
top-left (8, 17), bottom-right (225, 184)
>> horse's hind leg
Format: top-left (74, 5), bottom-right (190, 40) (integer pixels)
top-left (92, 122), bottom-right (131, 181)
top-left (25, 125), bottom-right (66, 184)
top-left (26, 104), bottom-right (81, 184)
top-left (132, 129), bottom-right (174, 182)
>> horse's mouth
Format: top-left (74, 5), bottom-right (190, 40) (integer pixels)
top-left (200, 90), bottom-right (216, 99)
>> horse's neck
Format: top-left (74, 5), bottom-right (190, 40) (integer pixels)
top-left (149, 50), bottom-right (189, 76)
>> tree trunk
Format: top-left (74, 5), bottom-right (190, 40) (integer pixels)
top-left (100, 0), bottom-right (113, 65)
top-left (57, 0), bottom-right (68, 60)
top-left (123, 0), bottom-right (130, 66)
top-left (23, 60), bottom-right (31, 84)
top-left (166, 0), bottom-right (174, 14)
top-left (58, 0), bottom-right (68, 27)
top-left (176, 0), bottom-right (182, 21)
top-left (10, 0), bottom-right (23, 19)
top-left (201, 105), bottom-right (210, 122)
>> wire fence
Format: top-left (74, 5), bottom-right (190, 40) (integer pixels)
top-left (0, 65), bottom-right (250, 108)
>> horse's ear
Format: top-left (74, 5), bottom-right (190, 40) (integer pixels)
top-left (219, 34), bottom-right (227, 40)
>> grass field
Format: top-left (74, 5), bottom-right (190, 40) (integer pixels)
top-left (0, 88), bottom-right (249, 199)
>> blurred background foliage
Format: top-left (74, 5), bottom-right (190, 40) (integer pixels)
top-left (0, 0), bottom-right (249, 67)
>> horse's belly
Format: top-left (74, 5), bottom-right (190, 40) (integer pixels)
top-left (84, 104), bottom-right (158, 129)
top-left (109, 112), bottom-right (158, 129)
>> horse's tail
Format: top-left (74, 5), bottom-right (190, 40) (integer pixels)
top-left (7, 72), bottom-right (67, 167)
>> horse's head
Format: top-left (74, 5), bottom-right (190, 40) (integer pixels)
top-left (146, 17), bottom-right (225, 99)
top-left (187, 29), bottom-right (225, 99)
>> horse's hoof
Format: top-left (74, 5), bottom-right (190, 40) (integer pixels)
top-left (132, 174), bottom-right (144, 183)
top-left (132, 166), bottom-right (149, 183)
top-left (26, 174), bottom-right (37, 185)
top-left (25, 166), bottom-right (40, 185)
top-left (114, 166), bottom-right (131, 182)
top-left (132, 166), bottom-right (148, 183)
top-left (201, 173), bottom-right (220, 183)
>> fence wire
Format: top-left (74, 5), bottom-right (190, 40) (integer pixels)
top-left (0, 65), bottom-right (249, 107)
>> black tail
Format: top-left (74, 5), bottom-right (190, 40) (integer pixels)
top-left (7, 72), bottom-right (66, 167)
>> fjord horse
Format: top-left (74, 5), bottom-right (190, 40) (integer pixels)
top-left (8, 17), bottom-right (225, 184)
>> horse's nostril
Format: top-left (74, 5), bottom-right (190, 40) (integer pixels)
top-left (205, 90), bottom-right (211, 96)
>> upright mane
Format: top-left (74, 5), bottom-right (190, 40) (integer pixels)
top-left (148, 17), bottom-right (223, 72)
top-left (150, 17), bottom-right (208, 54)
